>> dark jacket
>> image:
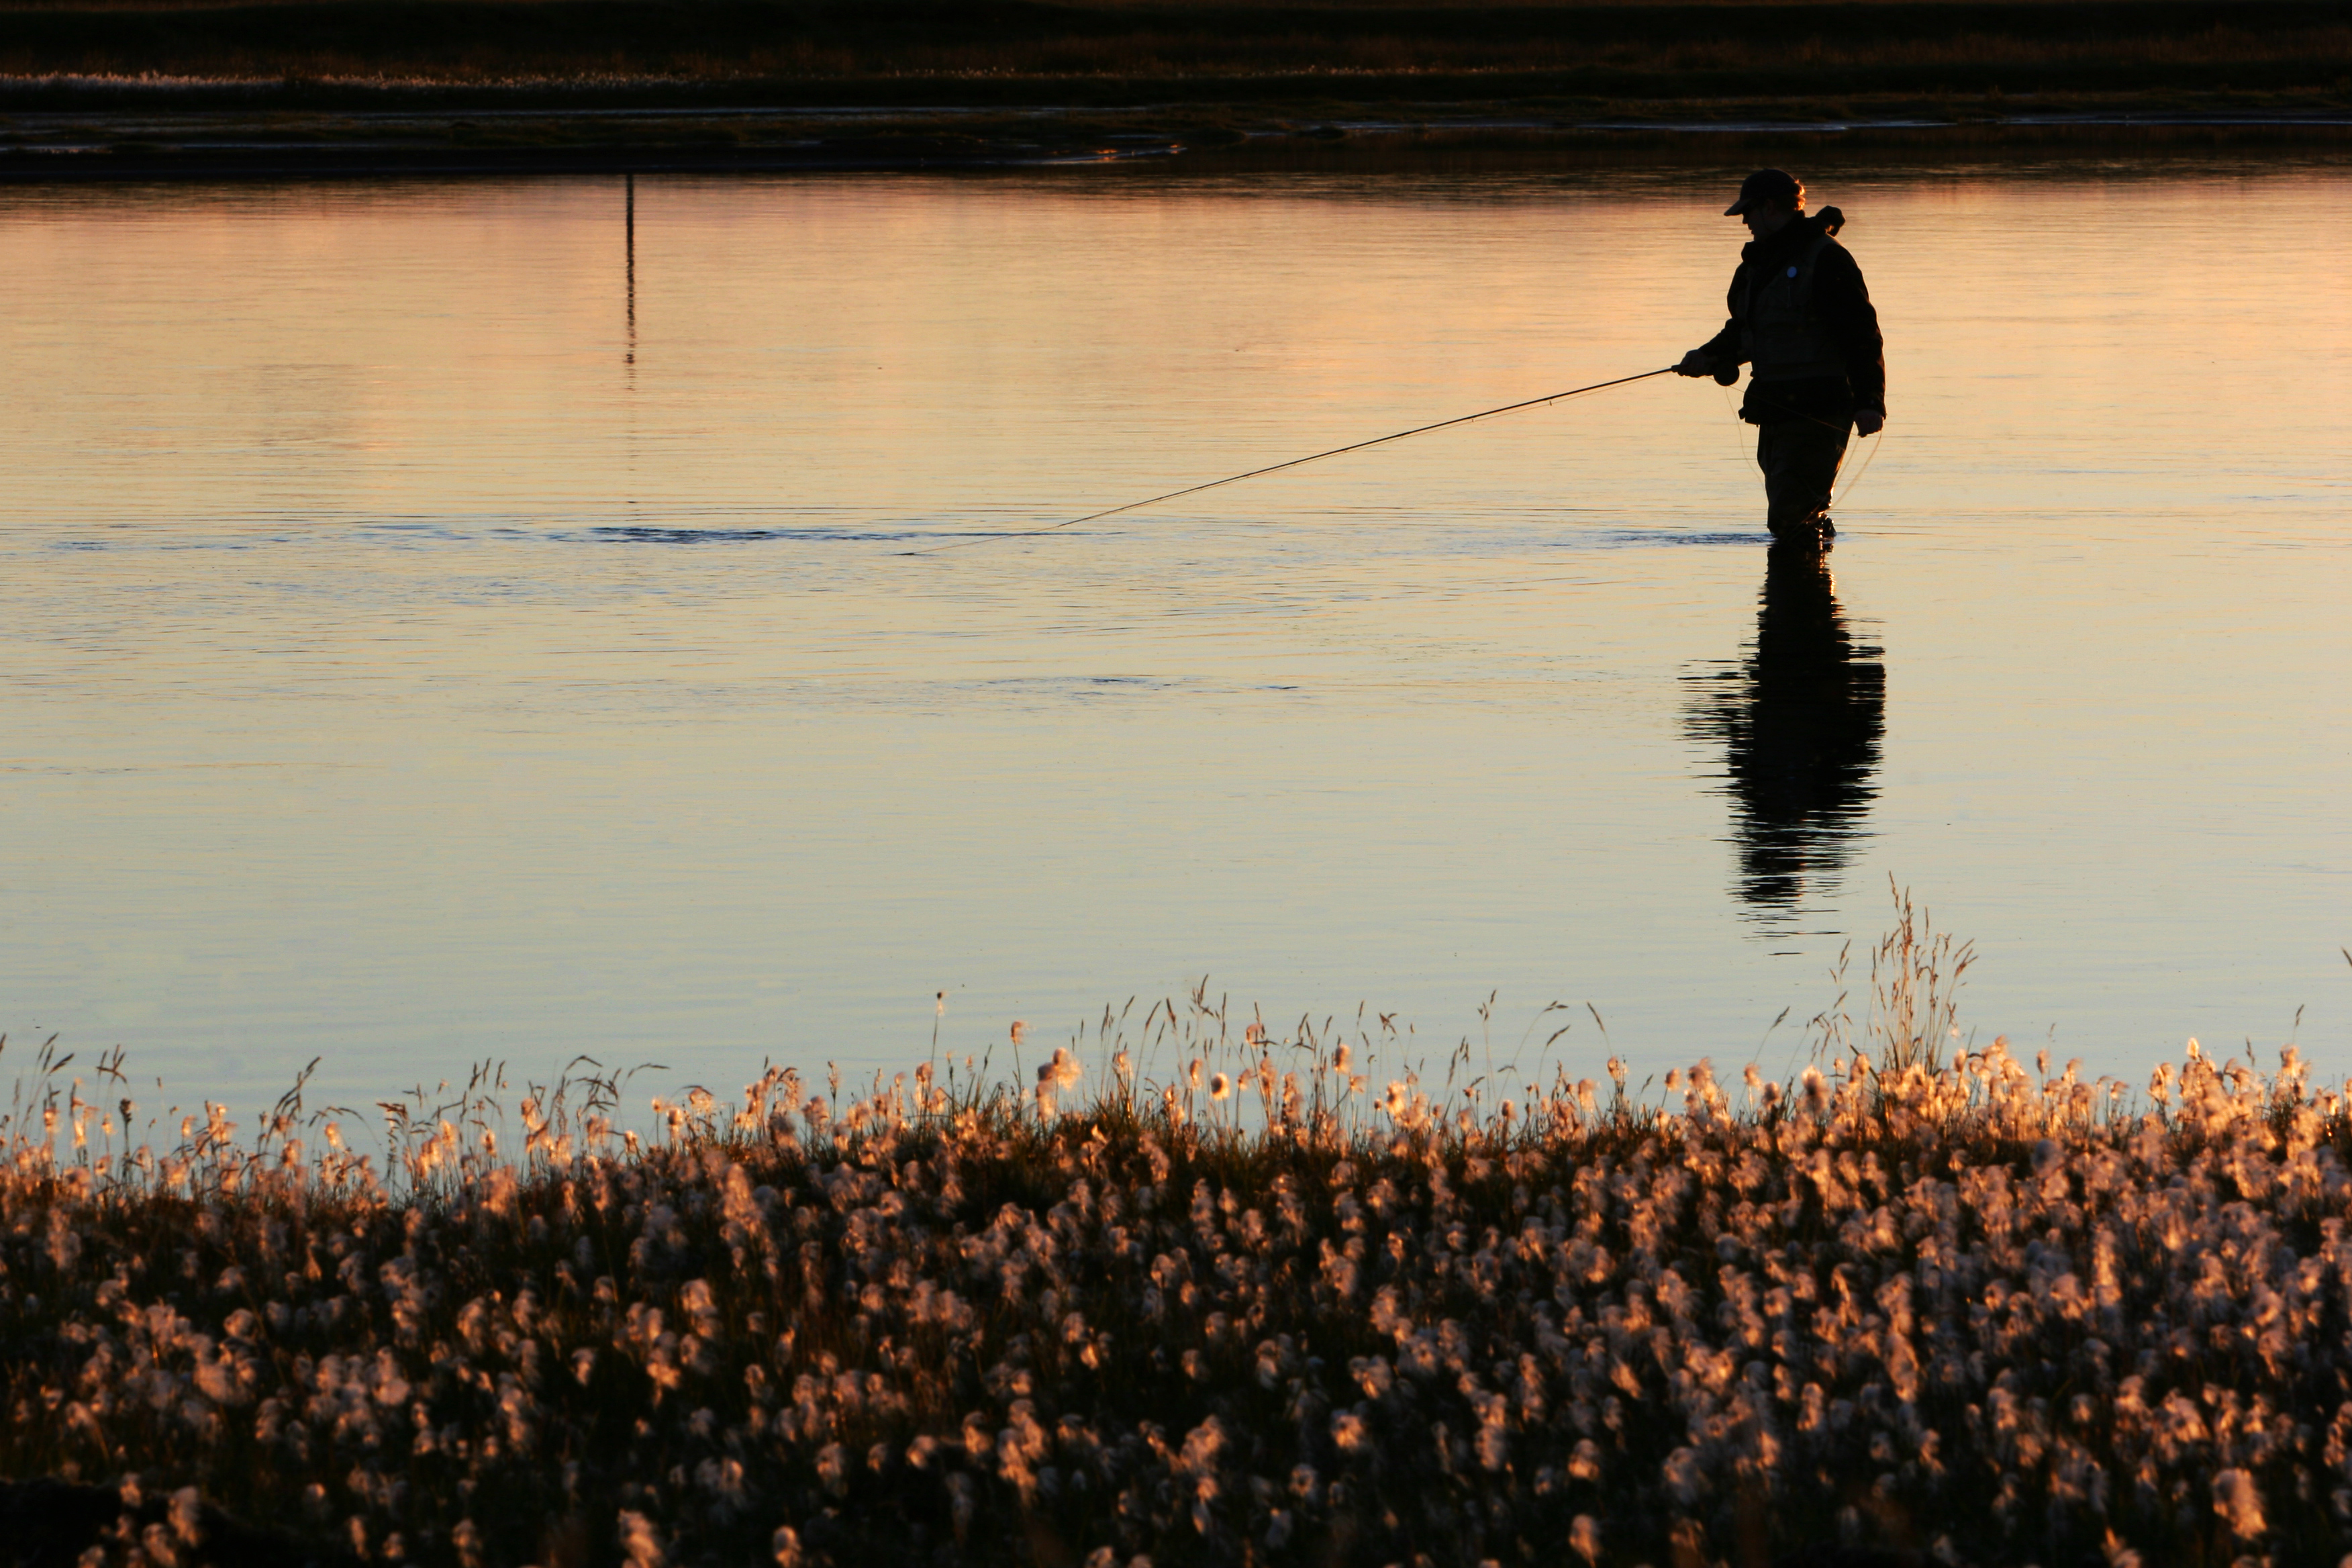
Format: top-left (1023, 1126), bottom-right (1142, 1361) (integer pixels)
top-left (1700, 206), bottom-right (1885, 428)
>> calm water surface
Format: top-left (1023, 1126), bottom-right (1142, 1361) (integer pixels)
top-left (3, 156), bottom-right (2347, 1105)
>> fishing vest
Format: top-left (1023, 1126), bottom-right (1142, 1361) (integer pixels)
top-left (1741, 229), bottom-right (1845, 383)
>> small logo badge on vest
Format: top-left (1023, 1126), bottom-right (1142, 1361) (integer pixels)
top-left (1786, 266), bottom-right (1799, 277)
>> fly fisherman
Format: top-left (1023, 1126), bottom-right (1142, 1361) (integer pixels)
top-left (1677, 168), bottom-right (1886, 548)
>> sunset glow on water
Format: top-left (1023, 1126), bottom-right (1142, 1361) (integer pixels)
top-left (2, 156), bottom-right (2347, 1104)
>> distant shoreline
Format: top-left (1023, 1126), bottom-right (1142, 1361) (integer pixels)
top-left (1, 0), bottom-right (2345, 178)
top-left (5, 97), bottom-right (2350, 182)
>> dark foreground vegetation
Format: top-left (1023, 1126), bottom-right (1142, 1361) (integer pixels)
top-left (0, 0), bottom-right (2346, 172)
top-left (5, 931), bottom-right (2351, 1564)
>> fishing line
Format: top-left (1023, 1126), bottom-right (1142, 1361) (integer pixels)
top-left (1831, 428), bottom-right (1883, 509)
top-left (1719, 379), bottom-right (1885, 516)
top-left (898, 366), bottom-right (1679, 557)
top-left (1718, 381), bottom-right (1755, 463)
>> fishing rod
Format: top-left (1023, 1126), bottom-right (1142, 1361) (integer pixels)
top-left (899, 364), bottom-right (1679, 556)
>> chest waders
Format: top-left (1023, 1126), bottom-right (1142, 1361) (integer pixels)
top-left (1741, 230), bottom-right (1847, 387)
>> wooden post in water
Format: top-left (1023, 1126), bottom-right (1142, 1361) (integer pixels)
top-left (624, 173), bottom-right (637, 366)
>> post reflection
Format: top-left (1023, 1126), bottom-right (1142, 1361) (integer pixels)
top-left (1683, 544), bottom-right (1886, 920)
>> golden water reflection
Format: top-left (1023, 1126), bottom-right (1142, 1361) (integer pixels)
top-left (1684, 547), bottom-right (1886, 924)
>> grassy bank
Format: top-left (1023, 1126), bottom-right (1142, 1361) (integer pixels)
top-left (0, 0), bottom-right (2345, 170)
top-left (3, 91), bottom-right (2346, 182)
top-left (5, 938), bottom-right (2351, 1563)
top-left (1, 0), bottom-right (2348, 103)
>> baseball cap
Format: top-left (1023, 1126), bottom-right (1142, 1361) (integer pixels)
top-left (1725, 168), bottom-right (1804, 216)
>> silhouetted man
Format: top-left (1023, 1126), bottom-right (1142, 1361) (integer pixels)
top-left (1677, 169), bottom-right (1886, 546)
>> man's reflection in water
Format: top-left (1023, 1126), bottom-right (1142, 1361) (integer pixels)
top-left (1684, 543), bottom-right (1885, 918)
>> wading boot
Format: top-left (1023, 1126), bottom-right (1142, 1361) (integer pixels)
top-left (1767, 511), bottom-right (1834, 553)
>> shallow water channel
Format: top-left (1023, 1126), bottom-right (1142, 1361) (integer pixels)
top-left (3, 153), bottom-right (2347, 1108)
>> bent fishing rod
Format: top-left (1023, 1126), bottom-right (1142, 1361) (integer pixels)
top-left (899, 364), bottom-right (1678, 557)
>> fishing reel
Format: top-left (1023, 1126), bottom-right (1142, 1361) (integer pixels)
top-left (1712, 362), bottom-right (1742, 387)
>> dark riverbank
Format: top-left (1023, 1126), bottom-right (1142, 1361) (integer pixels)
top-left (0, 0), bottom-right (2346, 176)
top-left (4, 0), bottom-right (2348, 101)
top-left (4, 96), bottom-right (2349, 181)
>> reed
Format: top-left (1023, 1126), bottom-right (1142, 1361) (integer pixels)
top-left (2, 955), bottom-right (2347, 1565)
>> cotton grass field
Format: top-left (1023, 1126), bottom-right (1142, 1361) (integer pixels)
top-left (6, 915), bottom-right (2352, 1567)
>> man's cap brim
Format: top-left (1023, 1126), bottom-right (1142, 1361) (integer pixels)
top-left (1723, 198), bottom-right (1750, 215)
